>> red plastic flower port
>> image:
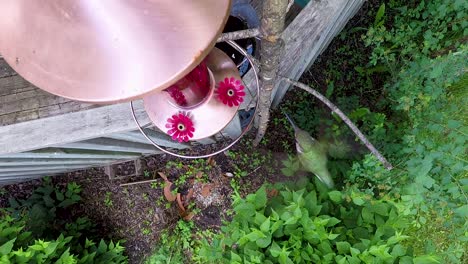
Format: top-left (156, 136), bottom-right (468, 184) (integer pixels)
top-left (166, 86), bottom-right (188, 107)
top-left (165, 112), bottom-right (195, 142)
top-left (216, 77), bottom-right (245, 107)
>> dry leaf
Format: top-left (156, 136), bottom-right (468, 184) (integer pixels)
top-left (176, 193), bottom-right (186, 212)
top-left (186, 188), bottom-right (195, 201)
top-left (195, 171), bottom-right (204, 179)
top-left (201, 184), bottom-right (213, 197)
top-left (267, 188), bottom-right (279, 198)
top-left (208, 157), bottom-right (216, 166)
top-left (183, 212), bottom-right (195, 221)
top-left (163, 182), bottom-right (176, 202)
top-left (158, 172), bottom-right (169, 182)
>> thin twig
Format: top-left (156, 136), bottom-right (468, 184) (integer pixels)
top-left (246, 166), bottom-right (262, 177)
top-left (119, 178), bottom-right (160, 187)
top-left (282, 77), bottom-right (393, 170)
top-left (217, 28), bottom-right (261, 43)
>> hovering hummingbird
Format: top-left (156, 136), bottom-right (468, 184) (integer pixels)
top-left (284, 113), bottom-right (335, 188)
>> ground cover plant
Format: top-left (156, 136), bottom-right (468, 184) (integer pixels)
top-left (0, 177), bottom-right (126, 263)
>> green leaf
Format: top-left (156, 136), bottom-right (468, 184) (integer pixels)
top-left (453, 205), bottom-right (468, 218)
top-left (413, 255), bottom-right (441, 264)
top-left (97, 240), bottom-right (107, 254)
top-left (447, 119), bottom-right (462, 129)
top-left (374, 3), bottom-right (386, 26)
top-left (328, 233), bottom-right (339, 240)
top-left (325, 217), bottom-right (341, 227)
top-left (254, 186), bottom-right (267, 209)
top-left (361, 207), bottom-right (374, 224)
top-left (29, 244), bottom-right (44, 251)
top-left (70, 194), bottom-right (81, 202)
top-left (352, 197), bottom-right (365, 206)
top-left (256, 235), bottom-right (272, 248)
top-left (245, 229), bottom-right (265, 242)
top-left (56, 248), bottom-right (75, 264)
top-left (8, 198), bottom-right (20, 208)
top-left (231, 252), bottom-right (242, 262)
top-left (391, 244), bottom-right (406, 257)
top-left (318, 241), bottom-right (332, 254)
top-left (55, 190), bottom-right (65, 201)
top-left (328, 191), bottom-right (342, 204)
top-left (336, 241), bottom-right (351, 254)
top-left (58, 199), bottom-right (76, 208)
top-left (269, 242), bottom-right (281, 257)
top-left (301, 251), bottom-right (311, 261)
top-left (234, 202), bottom-right (256, 217)
top-left (371, 203), bottom-right (389, 216)
top-left (270, 219), bottom-right (284, 233)
top-left (0, 238), bottom-right (16, 255)
top-left (350, 247), bottom-right (360, 256)
top-left (260, 218), bottom-right (271, 233)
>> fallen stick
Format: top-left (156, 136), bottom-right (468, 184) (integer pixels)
top-left (119, 178), bottom-right (160, 187)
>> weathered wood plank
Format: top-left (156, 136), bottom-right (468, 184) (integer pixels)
top-left (0, 58), bottom-right (16, 78)
top-left (0, 101), bottom-right (152, 154)
top-left (0, 163), bottom-right (104, 173)
top-left (107, 130), bottom-right (189, 150)
top-left (54, 138), bottom-right (159, 154)
top-left (0, 75), bottom-right (33, 96)
top-left (0, 60), bottom-right (98, 126)
top-left (0, 168), bottom-right (92, 178)
top-left (0, 148), bottom-right (140, 159)
top-left (0, 158), bottom-right (116, 167)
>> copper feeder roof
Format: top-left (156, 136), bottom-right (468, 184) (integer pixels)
top-left (0, 0), bottom-right (231, 103)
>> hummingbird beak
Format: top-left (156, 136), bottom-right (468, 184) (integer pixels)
top-left (283, 112), bottom-right (298, 131)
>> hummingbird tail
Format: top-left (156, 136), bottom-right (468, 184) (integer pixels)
top-left (315, 171), bottom-right (335, 189)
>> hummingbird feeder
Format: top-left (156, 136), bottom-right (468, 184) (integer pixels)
top-left (0, 0), bottom-right (259, 158)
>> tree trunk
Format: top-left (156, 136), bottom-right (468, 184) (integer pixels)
top-left (254, 0), bottom-right (288, 145)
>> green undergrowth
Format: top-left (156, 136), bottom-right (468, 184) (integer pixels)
top-left (144, 220), bottom-right (195, 264)
top-left (197, 179), bottom-right (437, 263)
top-left (228, 0), bottom-right (468, 263)
top-left (0, 178), bottom-right (126, 263)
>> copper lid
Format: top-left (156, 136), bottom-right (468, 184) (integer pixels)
top-left (0, 0), bottom-right (231, 103)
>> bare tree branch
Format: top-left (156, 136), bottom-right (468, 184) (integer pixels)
top-left (254, 0), bottom-right (289, 146)
top-left (217, 28), bottom-right (261, 43)
top-left (282, 77), bottom-right (393, 170)
top-left (287, 0), bottom-right (295, 13)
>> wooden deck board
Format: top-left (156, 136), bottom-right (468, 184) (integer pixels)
top-left (0, 59), bottom-right (98, 126)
